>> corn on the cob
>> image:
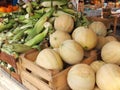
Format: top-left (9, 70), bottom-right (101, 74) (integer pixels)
top-left (40, 1), bottom-right (67, 7)
top-left (25, 27), bottom-right (48, 47)
top-left (25, 8), bottom-right (54, 41)
top-left (8, 43), bottom-right (32, 53)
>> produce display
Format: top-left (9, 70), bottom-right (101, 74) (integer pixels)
top-left (0, 0), bottom-right (120, 90)
top-left (0, 0), bottom-right (89, 73)
top-left (0, 0), bottom-right (89, 56)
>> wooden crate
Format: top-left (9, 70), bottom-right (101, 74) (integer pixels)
top-left (17, 49), bottom-right (97, 90)
top-left (0, 51), bottom-right (21, 82)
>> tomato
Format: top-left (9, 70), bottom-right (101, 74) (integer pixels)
top-left (6, 8), bottom-right (12, 13)
top-left (13, 5), bottom-right (19, 11)
top-left (0, 7), bottom-right (6, 13)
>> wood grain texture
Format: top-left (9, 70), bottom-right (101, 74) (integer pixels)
top-left (0, 68), bottom-right (27, 90)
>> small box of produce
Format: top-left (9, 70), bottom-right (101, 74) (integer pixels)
top-left (17, 49), bottom-right (97, 90)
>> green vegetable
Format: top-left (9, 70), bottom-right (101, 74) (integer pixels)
top-left (60, 8), bottom-right (77, 15)
top-left (11, 27), bottom-right (32, 43)
top-left (26, 1), bottom-right (33, 15)
top-left (75, 13), bottom-right (90, 27)
top-left (25, 8), bottom-right (54, 41)
top-left (0, 20), bottom-right (15, 32)
top-left (30, 13), bottom-right (44, 20)
top-left (0, 13), bottom-right (8, 17)
top-left (31, 1), bottom-right (39, 9)
top-left (34, 8), bottom-right (45, 14)
top-left (8, 43), bottom-right (32, 53)
top-left (20, 23), bottom-right (33, 29)
top-left (10, 67), bottom-right (15, 72)
top-left (1, 44), bottom-right (19, 59)
top-left (0, 22), bottom-right (6, 32)
top-left (17, 15), bottom-right (26, 21)
top-left (40, 0), bottom-right (68, 7)
top-left (81, 15), bottom-right (90, 26)
top-left (12, 29), bottom-right (26, 42)
top-left (18, 19), bottom-right (33, 24)
top-left (34, 8), bottom-right (54, 34)
top-left (53, 10), bottom-right (74, 17)
top-left (12, 27), bottom-right (21, 35)
top-left (25, 27), bottom-right (49, 47)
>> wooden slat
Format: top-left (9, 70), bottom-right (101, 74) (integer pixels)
top-left (22, 79), bottom-right (39, 90)
top-left (0, 52), bottom-right (21, 82)
top-left (0, 52), bottom-right (17, 68)
top-left (0, 66), bottom-right (21, 83)
top-left (21, 70), bottom-right (52, 90)
top-left (23, 49), bottom-right (39, 62)
top-left (50, 67), bottom-right (71, 90)
top-left (81, 50), bottom-right (97, 65)
top-left (19, 54), bottom-right (52, 81)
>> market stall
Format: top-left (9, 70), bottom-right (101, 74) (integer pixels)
top-left (0, 0), bottom-right (120, 90)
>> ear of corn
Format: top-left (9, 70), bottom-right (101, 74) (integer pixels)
top-left (40, 1), bottom-right (67, 7)
top-left (25, 7), bottom-right (54, 41)
top-left (24, 27), bottom-right (49, 47)
top-left (25, 2), bottom-right (33, 15)
top-left (0, 20), bottom-right (15, 32)
top-left (8, 43), bottom-right (32, 53)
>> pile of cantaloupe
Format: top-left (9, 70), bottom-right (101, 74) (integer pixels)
top-left (35, 14), bottom-right (120, 90)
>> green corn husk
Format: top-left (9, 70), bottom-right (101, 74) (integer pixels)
top-left (25, 8), bottom-right (54, 41)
